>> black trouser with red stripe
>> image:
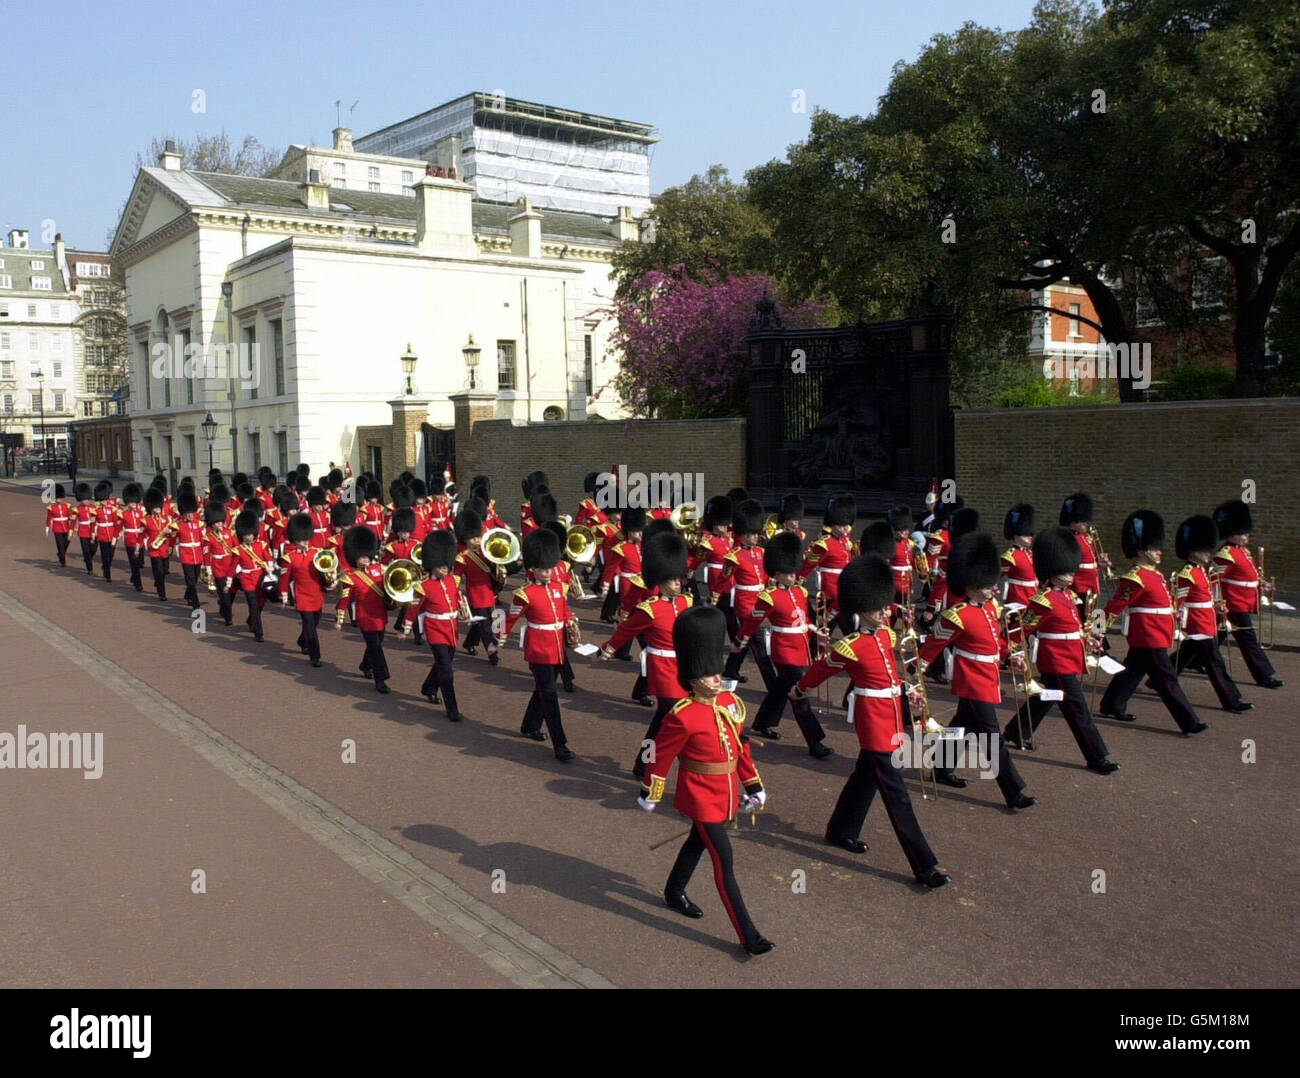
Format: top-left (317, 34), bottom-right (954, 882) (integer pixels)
top-left (1005, 672), bottom-right (1110, 763)
top-left (125, 545), bottom-right (144, 589)
top-left (421, 643), bottom-right (459, 716)
top-left (97, 540), bottom-right (115, 581)
top-left (600, 578), bottom-right (621, 621)
top-left (935, 698), bottom-right (1025, 801)
top-left (667, 820), bottom-right (763, 948)
top-left (463, 606), bottom-right (499, 653)
top-left (79, 536), bottom-right (96, 572)
top-left (215, 578), bottom-right (235, 624)
top-left (1100, 645), bottom-right (1200, 732)
top-left (53, 532), bottom-right (69, 565)
top-left (181, 562), bottom-right (201, 607)
top-left (633, 696), bottom-right (682, 778)
top-left (360, 629), bottom-right (390, 685)
top-left (242, 589), bottom-right (265, 638)
top-left (523, 662), bottom-right (567, 748)
top-left (150, 555), bottom-right (169, 598)
top-left (297, 609), bottom-right (322, 662)
top-left (722, 615), bottom-right (779, 690)
top-left (753, 663), bottom-right (826, 748)
top-left (1175, 637), bottom-right (1243, 708)
top-left (828, 750), bottom-right (938, 878)
top-left (1225, 612), bottom-right (1277, 685)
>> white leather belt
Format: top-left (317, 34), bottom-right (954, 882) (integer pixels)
top-left (820, 567), bottom-right (842, 575)
top-left (1079, 562), bottom-right (1097, 569)
top-left (527, 621), bottom-right (562, 630)
top-left (953, 648), bottom-right (998, 663)
top-left (770, 625), bottom-right (807, 634)
top-left (734, 583), bottom-right (762, 591)
top-left (643, 646), bottom-right (675, 658)
top-left (1184, 601), bottom-right (1214, 609)
top-left (420, 611), bottom-right (458, 621)
top-left (1225, 580), bottom-right (1257, 588)
top-left (1129, 607), bottom-right (1172, 615)
top-left (851, 685), bottom-right (901, 698)
top-left (179, 542), bottom-right (201, 548)
top-left (1038, 631), bottom-right (1082, 640)
top-left (706, 563), bottom-right (724, 571)
top-left (889, 563), bottom-right (910, 572)
top-left (1007, 578), bottom-right (1037, 588)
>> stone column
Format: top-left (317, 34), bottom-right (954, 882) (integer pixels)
top-left (449, 390), bottom-right (498, 480)
top-left (388, 396), bottom-right (430, 475)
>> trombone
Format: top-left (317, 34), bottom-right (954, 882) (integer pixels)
top-left (1257, 546), bottom-right (1275, 650)
top-left (1089, 612), bottom-right (1119, 711)
top-left (897, 629), bottom-right (942, 800)
top-left (1000, 606), bottom-right (1042, 750)
top-left (1088, 524), bottom-right (1115, 583)
top-left (1209, 562), bottom-right (1234, 673)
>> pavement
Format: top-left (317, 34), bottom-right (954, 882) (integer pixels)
top-left (2, 476), bottom-right (1297, 988)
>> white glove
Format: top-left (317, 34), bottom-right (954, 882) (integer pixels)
top-left (741, 790), bottom-right (767, 812)
top-left (637, 796), bottom-right (657, 812)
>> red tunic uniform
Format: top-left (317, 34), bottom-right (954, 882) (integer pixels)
top-left (920, 600), bottom-right (1008, 703)
top-left (799, 534), bottom-right (854, 613)
top-left (1212, 543), bottom-right (1260, 615)
top-left (699, 533), bottom-right (735, 601)
top-left (738, 584), bottom-right (814, 666)
top-left (1072, 531), bottom-right (1100, 598)
top-left (93, 500), bottom-right (121, 543)
top-left (519, 503), bottom-right (536, 537)
top-left (1104, 565), bottom-right (1174, 649)
top-left (1000, 545), bottom-right (1038, 609)
top-left (235, 540), bottom-right (275, 593)
top-left (599, 526), bottom-right (626, 589)
top-left (640, 692), bottom-right (762, 823)
top-left (925, 528), bottom-right (952, 610)
top-left (46, 501), bottom-right (73, 534)
top-left (799, 627), bottom-right (905, 751)
top-left (575, 497), bottom-right (608, 528)
top-left (503, 581), bottom-right (571, 665)
top-left (889, 537), bottom-right (914, 600)
top-left (175, 518), bottom-right (206, 566)
top-left (309, 507), bottom-right (331, 549)
top-left (74, 502), bottom-right (97, 540)
top-left (456, 547), bottom-right (500, 609)
top-left (604, 594), bottom-right (691, 698)
top-left (143, 512), bottom-right (175, 558)
top-left (119, 505), bottom-right (146, 550)
top-left (1173, 564), bottom-right (1217, 639)
top-left (279, 547), bottom-right (329, 611)
top-left (403, 573), bottom-right (464, 645)
top-left (413, 503), bottom-right (433, 541)
top-left (1021, 588), bottom-right (1085, 675)
top-left (723, 543), bottom-right (767, 622)
top-left (206, 523), bottom-right (237, 582)
top-left (337, 563), bottom-right (389, 631)
top-left (382, 538), bottom-right (419, 564)
top-left (359, 501), bottom-right (386, 541)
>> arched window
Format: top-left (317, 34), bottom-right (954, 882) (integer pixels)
top-left (542, 406), bottom-right (564, 421)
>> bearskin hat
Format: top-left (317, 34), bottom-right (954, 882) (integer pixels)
top-left (947, 532), bottom-right (1002, 593)
top-left (886, 503), bottom-right (913, 533)
top-left (932, 495), bottom-right (965, 528)
top-left (330, 501), bottom-right (358, 529)
top-left (295, 463), bottom-right (310, 478)
top-left (326, 468), bottom-right (344, 490)
top-left (621, 505), bottom-right (648, 533)
top-left (143, 487), bottom-right (165, 512)
top-left (1212, 499), bottom-right (1252, 538)
top-left (763, 531), bottom-right (803, 576)
top-left (74, 482), bottom-right (92, 501)
top-left (210, 483), bottom-right (231, 504)
top-left (1004, 504), bottom-right (1035, 541)
top-left (465, 496), bottom-right (489, 521)
top-left (778, 493), bottom-right (804, 523)
top-left (364, 480), bottom-right (382, 501)
top-left (471, 475), bottom-right (490, 498)
top-left (93, 479), bottom-right (113, 500)
top-left (1032, 526), bottom-right (1081, 581)
top-left (390, 506), bottom-right (415, 535)
top-left (235, 481), bottom-right (254, 501)
top-left (234, 509), bottom-right (259, 541)
top-left (530, 490), bottom-right (558, 526)
top-left (275, 488), bottom-right (298, 515)
top-left (150, 474), bottom-right (169, 493)
top-left (426, 476), bottom-right (446, 497)
top-left (643, 518), bottom-right (675, 546)
top-left (950, 506), bottom-right (980, 540)
top-left (244, 497), bottom-right (264, 518)
top-left (859, 519), bottom-right (895, 560)
top-left (203, 502), bottom-right (226, 527)
top-left (522, 470), bottom-right (549, 499)
top-left (453, 508), bottom-right (482, 543)
top-left (673, 605), bottom-right (728, 692)
top-left (522, 526), bottom-right (561, 570)
top-left (732, 498), bottom-right (765, 537)
top-left (421, 529), bottom-right (458, 574)
top-left (307, 485), bottom-right (327, 507)
top-left (292, 474), bottom-right (310, 495)
top-left (583, 471), bottom-right (601, 494)
top-left (177, 490), bottom-right (199, 516)
top-left (836, 555), bottom-right (897, 633)
top-left (725, 487), bottom-right (749, 505)
top-left (120, 482), bottom-right (142, 503)
top-left (343, 525), bottom-right (378, 566)
top-left (824, 494), bottom-right (857, 528)
top-left (1121, 510), bottom-right (1165, 558)
top-left (542, 519), bottom-right (568, 548)
top-left (701, 495), bottom-right (733, 530)
top-left (643, 532), bottom-right (688, 587)
top-left (408, 478), bottom-right (428, 501)
top-left (286, 512), bottom-right (315, 544)
top-left (1060, 492), bottom-right (1094, 526)
top-left (389, 484), bottom-right (412, 510)
top-left (1176, 515), bottom-right (1218, 561)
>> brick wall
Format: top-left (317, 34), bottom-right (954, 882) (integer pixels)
top-left (462, 417), bottom-right (746, 516)
top-left (955, 398), bottom-right (1300, 588)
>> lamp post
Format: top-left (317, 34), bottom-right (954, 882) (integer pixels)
top-left (221, 280), bottom-right (238, 471)
top-left (462, 334), bottom-right (481, 390)
top-left (35, 371), bottom-right (48, 475)
top-left (201, 410), bottom-right (218, 475)
top-left (400, 343), bottom-right (418, 395)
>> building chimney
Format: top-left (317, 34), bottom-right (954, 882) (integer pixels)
top-left (160, 139), bottom-right (183, 171)
top-left (332, 127), bottom-right (353, 152)
top-left (508, 197), bottom-right (542, 258)
top-left (615, 206), bottom-right (640, 243)
top-left (412, 167), bottom-right (477, 258)
top-left (303, 168), bottom-right (330, 211)
top-left (7, 229), bottom-right (29, 249)
top-left (54, 233), bottom-right (68, 284)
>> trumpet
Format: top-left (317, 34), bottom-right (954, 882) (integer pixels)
top-left (564, 524), bottom-right (598, 564)
top-left (1088, 524), bottom-right (1115, 583)
top-left (313, 548), bottom-right (339, 585)
top-left (382, 558), bottom-right (423, 606)
top-left (1257, 546), bottom-right (1275, 651)
top-left (897, 629), bottom-right (941, 800)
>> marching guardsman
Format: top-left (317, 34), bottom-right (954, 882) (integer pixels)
top-left (922, 498), bottom-right (962, 623)
top-left (595, 506), bottom-right (626, 617)
top-left (142, 486), bottom-right (176, 601)
top-left (73, 482), bottom-right (97, 574)
top-left (307, 486), bottom-right (331, 548)
top-left (224, 477), bottom-right (244, 515)
top-left (777, 493), bottom-right (805, 540)
top-left (736, 531), bottom-right (833, 757)
top-left (335, 526), bottom-right (392, 694)
top-left (269, 488), bottom-right (297, 555)
top-left (409, 478), bottom-right (433, 539)
top-left (536, 519), bottom-right (580, 693)
top-left (795, 555), bottom-right (949, 886)
top-left (1000, 504), bottom-right (1037, 611)
top-left (576, 471), bottom-right (609, 528)
top-left (618, 518), bottom-right (677, 693)
top-left (360, 481), bottom-right (387, 540)
top-left (293, 473), bottom-right (311, 512)
top-left (204, 502), bottom-right (237, 626)
top-left (324, 468), bottom-right (345, 507)
top-left (454, 508), bottom-right (502, 666)
top-left (799, 494), bottom-right (856, 616)
top-left (280, 512), bottom-right (332, 668)
top-left (1059, 492), bottom-right (1111, 616)
top-left (327, 500), bottom-right (358, 576)
top-left (1098, 511), bottom-right (1207, 734)
top-left (92, 479), bottom-right (120, 582)
top-left (886, 504), bottom-right (916, 609)
top-left (1001, 527), bottom-right (1119, 772)
top-left (520, 470), bottom-right (548, 536)
top-left (638, 605), bottom-right (773, 956)
top-left (600, 505), bottom-right (645, 625)
top-left (234, 509), bottom-right (274, 642)
top-left (600, 532), bottom-right (692, 776)
top-left (45, 482), bottom-right (72, 566)
top-left (119, 483), bottom-right (146, 592)
top-left (255, 470), bottom-right (277, 513)
top-left (1212, 499), bottom-right (1282, 689)
top-left (503, 527), bottom-right (578, 761)
top-left (919, 532), bottom-right (1036, 809)
top-left (174, 490), bottom-right (206, 608)
top-left (721, 499), bottom-right (778, 690)
top-left (402, 530), bottom-right (469, 720)
top-left (1174, 515), bottom-right (1252, 711)
top-left (384, 505), bottom-right (420, 639)
top-left (697, 495), bottom-right (735, 610)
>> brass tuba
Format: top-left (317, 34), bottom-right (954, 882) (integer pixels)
top-left (382, 558), bottom-right (422, 605)
top-left (481, 527), bottom-right (521, 567)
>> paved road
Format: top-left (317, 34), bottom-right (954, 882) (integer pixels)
top-left (2, 478), bottom-right (1296, 988)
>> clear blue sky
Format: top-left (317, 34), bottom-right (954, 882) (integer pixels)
top-left (1, 0), bottom-right (1042, 252)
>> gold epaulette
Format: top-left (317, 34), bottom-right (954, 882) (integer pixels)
top-left (1177, 564), bottom-right (1197, 580)
top-left (512, 586), bottom-right (530, 603)
top-left (991, 597), bottom-right (1003, 617)
top-left (683, 593), bottom-right (695, 607)
top-left (1214, 545), bottom-right (1234, 560)
top-left (756, 588), bottom-right (773, 604)
top-left (670, 697), bottom-right (692, 714)
top-left (724, 549), bottom-right (740, 565)
top-left (832, 637), bottom-right (858, 660)
top-left (1122, 567), bottom-right (1143, 584)
top-left (941, 606), bottom-right (966, 629)
top-left (1031, 591), bottom-right (1054, 609)
top-left (886, 626), bottom-right (897, 648)
top-left (627, 573), bottom-right (645, 589)
top-left (635, 599), bottom-right (655, 617)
